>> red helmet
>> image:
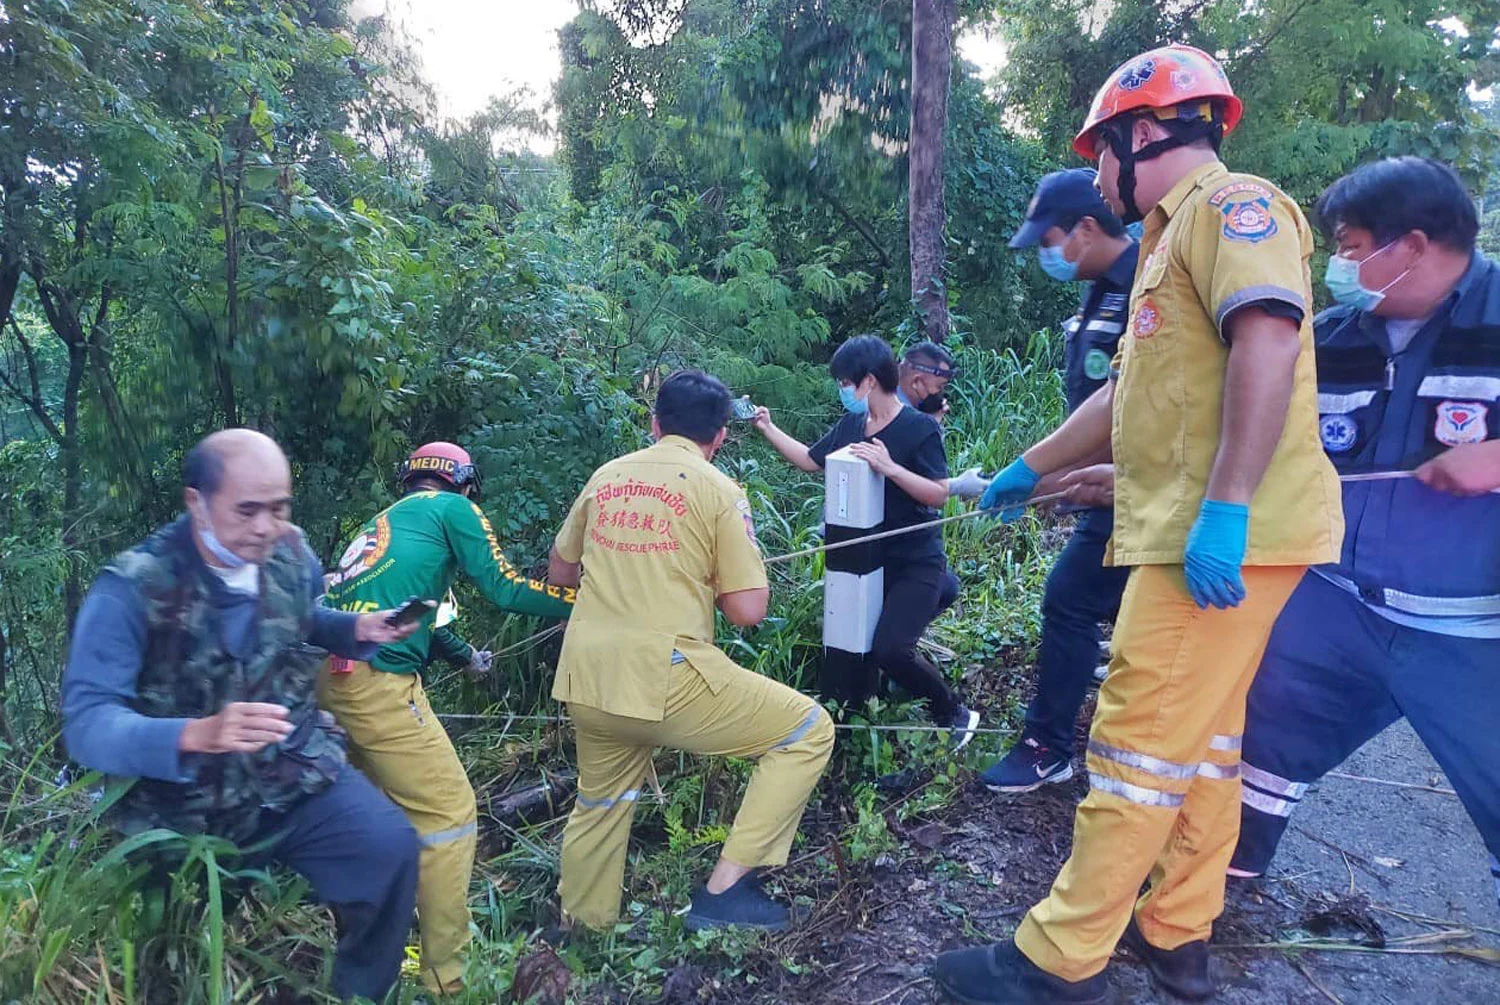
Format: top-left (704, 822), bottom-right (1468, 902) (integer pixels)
top-left (1073, 44), bottom-right (1243, 160)
top-left (398, 441), bottom-right (482, 496)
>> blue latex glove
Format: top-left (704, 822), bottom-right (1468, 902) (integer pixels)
top-left (1183, 500), bottom-right (1249, 609)
top-left (979, 458), bottom-right (1041, 523)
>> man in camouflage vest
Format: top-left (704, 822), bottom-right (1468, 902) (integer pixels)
top-left (62, 429), bottom-right (422, 1002)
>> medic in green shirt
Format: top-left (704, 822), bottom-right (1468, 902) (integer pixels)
top-left (318, 441), bottom-right (572, 995)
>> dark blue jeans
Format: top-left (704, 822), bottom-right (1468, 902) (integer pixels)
top-left (252, 765), bottom-right (420, 1001)
top-left (1233, 572), bottom-right (1500, 878)
top-left (1023, 507), bottom-right (1130, 756)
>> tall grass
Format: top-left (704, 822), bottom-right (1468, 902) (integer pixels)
top-left (0, 340), bottom-right (1071, 1001)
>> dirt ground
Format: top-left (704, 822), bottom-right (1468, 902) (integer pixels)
top-left (624, 719), bottom-right (1500, 1005)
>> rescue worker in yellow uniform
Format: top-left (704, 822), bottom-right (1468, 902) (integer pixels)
top-left (547, 370), bottom-right (835, 931)
top-left (934, 45), bottom-right (1343, 1003)
top-left (320, 442), bottom-right (574, 995)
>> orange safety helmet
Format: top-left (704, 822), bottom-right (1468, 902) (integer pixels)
top-left (398, 441), bottom-right (482, 497)
top-left (1072, 44), bottom-right (1242, 160)
top-left (1072, 44), bottom-right (1242, 223)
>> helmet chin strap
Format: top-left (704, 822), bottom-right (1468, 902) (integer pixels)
top-left (1102, 116), bottom-right (1223, 224)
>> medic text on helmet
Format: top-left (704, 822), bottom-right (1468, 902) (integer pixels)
top-left (406, 455), bottom-right (458, 477)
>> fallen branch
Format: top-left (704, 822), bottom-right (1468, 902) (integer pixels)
top-left (1289, 955), bottom-right (1343, 1005)
top-left (1222, 933), bottom-right (1500, 965)
top-left (1327, 770), bottom-right (1457, 797)
top-left (1370, 904), bottom-right (1500, 939)
top-left (866, 975), bottom-right (931, 1005)
top-left (1291, 827), bottom-right (1390, 885)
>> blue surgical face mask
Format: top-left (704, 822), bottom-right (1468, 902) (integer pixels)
top-left (1038, 244), bottom-right (1079, 282)
top-left (838, 382), bottom-right (869, 415)
top-left (1324, 241), bottom-right (1410, 312)
top-left (192, 501), bottom-right (250, 569)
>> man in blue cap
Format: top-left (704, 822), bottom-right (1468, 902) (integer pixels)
top-left (979, 167), bottom-right (1139, 793)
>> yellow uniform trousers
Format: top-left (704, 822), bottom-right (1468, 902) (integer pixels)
top-left (1015, 564), bottom-right (1306, 982)
top-left (318, 662), bottom-right (475, 994)
top-left (560, 657), bottom-right (835, 929)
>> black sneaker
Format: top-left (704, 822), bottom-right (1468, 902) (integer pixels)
top-left (980, 737), bottom-right (1074, 793)
top-left (931, 939), bottom-right (1113, 1004)
top-left (948, 705), bottom-right (980, 752)
top-left (682, 872), bottom-right (791, 932)
top-left (1119, 918), bottom-right (1213, 1001)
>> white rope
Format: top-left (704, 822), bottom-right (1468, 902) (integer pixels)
top-left (763, 488), bottom-right (1072, 565)
top-left (765, 468), bottom-right (1430, 566)
top-left (436, 710), bottom-right (1016, 734)
top-left (433, 468), bottom-right (1434, 717)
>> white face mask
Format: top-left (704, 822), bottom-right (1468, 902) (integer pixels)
top-left (191, 500), bottom-right (250, 569)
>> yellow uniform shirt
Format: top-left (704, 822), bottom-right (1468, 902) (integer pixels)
top-left (1110, 162), bottom-right (1343, 567)
top-left (551, 435), bottom-right (769, 721)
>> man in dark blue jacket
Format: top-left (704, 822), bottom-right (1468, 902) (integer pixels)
top-left (1230, 158), bottom-right (1500, 907)
top-left (980, 168), bottom-right (1138, 792)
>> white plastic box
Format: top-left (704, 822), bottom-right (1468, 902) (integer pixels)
top-left (823, 445), bottom-right (885, 530)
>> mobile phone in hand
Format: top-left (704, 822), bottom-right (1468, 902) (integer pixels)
top-left (731, 396), bottom-right (757, 420)
top-left (386, 597), bottom-right (437, 627)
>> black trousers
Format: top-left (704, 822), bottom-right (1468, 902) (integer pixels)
top-left (251, 765), bottom-right (420, 1001)
top-left (866, 558), bottom-right (963, 721)
top-left (1023, 507), bottom-right (1130, 756)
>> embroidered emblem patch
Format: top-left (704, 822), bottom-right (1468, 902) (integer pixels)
top-left (1319, 414), bottom-right (1357, 453)
top-left (1133, 298), bottom-right (1162, 339)
top-left (1084, 348), bottom-right (1112, 380)
top-left (1208, 182), bottom-right (1279, 244)
top-left (1435, 400), bottom-right (1488, 446)
top-left (1118, 57), bottom-right (1157, 91)
top-left (329, 513), bottom-right (391, 588)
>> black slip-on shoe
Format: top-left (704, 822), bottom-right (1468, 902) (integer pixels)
top-left (1120, 918), bottom-right (1213, 1001)
top-left (681, 872), bottom-right (791, 932)
top-left (931, 940), bottom-right (1113, 1004)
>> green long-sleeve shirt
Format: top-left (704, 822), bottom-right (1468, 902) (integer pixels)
top-left (324, 490), bottom-right (574, 674)
top-left (429, 624), bottom-right (474, 667)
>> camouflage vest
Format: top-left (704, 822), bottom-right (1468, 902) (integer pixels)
top-left (107, 516), bottom-right (346, 844)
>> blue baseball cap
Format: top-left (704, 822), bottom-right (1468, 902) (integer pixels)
top-left (1008, 168), bottom-right (1120, 248)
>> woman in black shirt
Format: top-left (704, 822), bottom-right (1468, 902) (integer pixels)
top-left (753, 335), bottom-right (979, 748)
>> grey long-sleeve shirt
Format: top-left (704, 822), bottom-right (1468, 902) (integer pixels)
top-left (61, 549), bottom-right (374, 783)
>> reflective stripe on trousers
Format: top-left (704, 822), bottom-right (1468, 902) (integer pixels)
top-left (1087, 734), bottom-right (1244, 806)
top-left (1238, 762), bottom-right (1309, 818)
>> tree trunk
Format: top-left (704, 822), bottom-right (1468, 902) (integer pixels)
top-left (909, 0), bottom-right (954, 342)
top-left (60, 338), bottom-right (85, 628)
top-left (27, 270), bottom-right (92, 630)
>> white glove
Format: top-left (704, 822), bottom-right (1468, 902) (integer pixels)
top-left (465, 648), bottom-right (494, 678)
top-left (949, 467), bottom-right (992, 500)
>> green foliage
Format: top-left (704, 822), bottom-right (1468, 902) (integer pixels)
top-left (1, 0), bottom-right (1497, 1000)
top-left (988, 0), bottom-right (1500, 208)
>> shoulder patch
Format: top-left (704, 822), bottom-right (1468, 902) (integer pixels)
top-left (734, 495), bottom-right (759, 546)
top-left (1209, 182), bottom-right (1278, 244)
